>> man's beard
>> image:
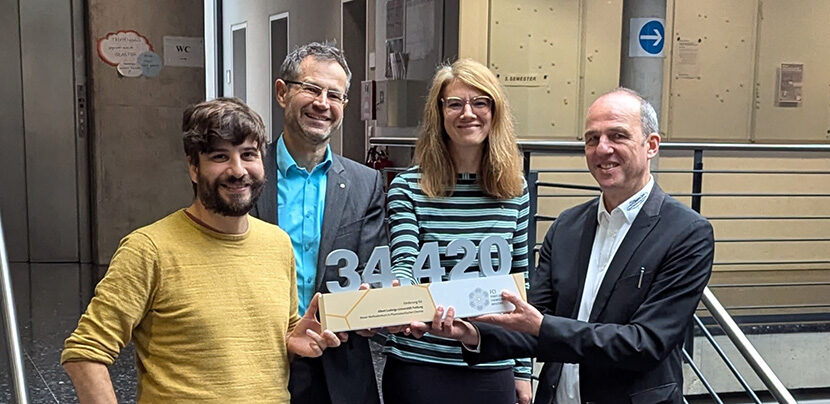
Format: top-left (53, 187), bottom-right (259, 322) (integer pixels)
top-left (197, 172), bottom-right (265, 217)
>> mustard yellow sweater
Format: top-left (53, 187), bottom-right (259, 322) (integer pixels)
top-left (62, 209), bottom-right (300, 403)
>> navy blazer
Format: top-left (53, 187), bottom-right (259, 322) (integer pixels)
top-left (464, 184), bottom-right (714, 404)
top-left (253, 140), bottom-right (386, 404)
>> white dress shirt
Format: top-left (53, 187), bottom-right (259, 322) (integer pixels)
top-left (555, 177), bottom-right (654, 404)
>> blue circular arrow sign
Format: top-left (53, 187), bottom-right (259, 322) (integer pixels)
top-left (638, 20), bottom-right (665, 55)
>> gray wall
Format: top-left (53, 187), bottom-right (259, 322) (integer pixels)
top-left (0, 0), bottom-right (28, 263)
top-left (88, 0), bottom-right (205, 264)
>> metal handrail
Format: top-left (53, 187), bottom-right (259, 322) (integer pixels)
top-left (369, 137), bottom-right (830, 153)
top-left (692, 314), bottom-right (763, 403)
top-left (682, 347), bottom-right (726, 404)
top-left (1, 211), bottom-right (29, 403)
top-left (700, 288), bottom-right (797, 404)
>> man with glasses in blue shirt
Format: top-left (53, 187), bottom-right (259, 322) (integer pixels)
top-left (253, 42), bottom-right (385, 404)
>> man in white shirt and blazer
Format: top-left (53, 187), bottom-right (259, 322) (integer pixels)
top-left (414, 88), bottom-right (714, 404)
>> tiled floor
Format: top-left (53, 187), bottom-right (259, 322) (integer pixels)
top-left (0, 264), bottom-right (137, 403)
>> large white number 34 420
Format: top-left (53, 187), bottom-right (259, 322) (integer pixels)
top-left (325, 236), bottom-right (512, 292)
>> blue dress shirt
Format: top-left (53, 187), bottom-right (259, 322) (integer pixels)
top-left (276, 135), bottom-right (332, 315)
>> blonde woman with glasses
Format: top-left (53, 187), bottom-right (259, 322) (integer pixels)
top-left (381, 59), bottom-right (532, 404)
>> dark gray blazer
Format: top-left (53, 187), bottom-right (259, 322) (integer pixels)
top-left (464, 185), bottom-right (714, 404)
top-left (253, 141), bottom-right (386, 404)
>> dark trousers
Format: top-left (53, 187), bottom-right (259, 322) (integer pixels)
top-left (382, 357), bottom-right (516, 404)
top-left (289, 356), bottom-right (332, 404)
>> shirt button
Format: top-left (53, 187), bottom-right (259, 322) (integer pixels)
top-left (305, 211), bottom-right (312, 218)
top-left (305, 243), bottom-right (312, 251)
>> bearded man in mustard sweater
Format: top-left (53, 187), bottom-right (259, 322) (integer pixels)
top-left (61, 97), bottom-right (344, 403)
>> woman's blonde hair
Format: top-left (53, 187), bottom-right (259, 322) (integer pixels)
top-left (415, 58), bottom-right (524, 199)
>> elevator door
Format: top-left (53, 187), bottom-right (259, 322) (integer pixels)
top-left (0, 0), bottom-right (92, 401)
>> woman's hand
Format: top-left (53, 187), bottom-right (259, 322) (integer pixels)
top-left (408, 305), bottom-right (480, 347)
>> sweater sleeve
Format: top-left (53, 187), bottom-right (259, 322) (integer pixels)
top-left (61, 232), bottom-right (160, 365)
top-left (387, 173), bottom-right (419, 285)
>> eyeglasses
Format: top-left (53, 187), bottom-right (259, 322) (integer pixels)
top-left (441, 96), bottom-right (493, 114)
top-left (284, 80), bottom-right (348, 105)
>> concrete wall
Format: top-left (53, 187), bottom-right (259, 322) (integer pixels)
top-left (88, 0), bottom-right (205, 264)
top-left (683, 332), bottom-right (830, 395)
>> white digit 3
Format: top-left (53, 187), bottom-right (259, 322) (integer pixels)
top-left (325, 249), bottom-right (361, 292)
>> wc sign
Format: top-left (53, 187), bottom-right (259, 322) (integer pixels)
top-left (629, 18), bottom-right (665, 57)
top-left (163, 36), bottom-right (205, 67)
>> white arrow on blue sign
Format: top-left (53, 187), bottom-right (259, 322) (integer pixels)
top-left (629, 18), bottom-right (665, 57)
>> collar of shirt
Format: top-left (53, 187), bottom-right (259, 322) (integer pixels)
top-left (597, 175), bottom-right (655, 226)
top-left (276, 133), bottom-right (332, 177)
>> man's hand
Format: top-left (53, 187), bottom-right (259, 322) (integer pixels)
top-left (287, 293), bottom-right (343, 357)
top-left (515, 379), bottom-right (532, 404)
top-left (473, 290), bottom-right (544, 336)
top-left (408, 305), bottom-right (479, 346)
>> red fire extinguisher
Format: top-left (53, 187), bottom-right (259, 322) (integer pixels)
top-left (366, 145), bottom-right (395, 187)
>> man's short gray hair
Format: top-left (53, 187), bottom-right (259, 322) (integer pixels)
top-left (610, 87), bottom-right (659, 138)
top-left (279, 41), bottom-right (352, 91)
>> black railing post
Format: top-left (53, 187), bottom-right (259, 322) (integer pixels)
top-left (691, 149), bottom-right (704, 213)
top-left (522, 151), bottom-right (531, 178)
top-left (685, 148), bottom-right (705, 360)
top-left (522, 149), bottom-right (537, 275)
top-left (527, 170), bottom-right (538, 275)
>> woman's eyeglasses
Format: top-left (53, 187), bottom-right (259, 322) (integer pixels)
top-left (284, 80), bottom-right (348, 105)
top-left (440, 96), bottom-right (493, 114)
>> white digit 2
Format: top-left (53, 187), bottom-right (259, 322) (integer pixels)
top-left (412, 241), bottom-right (446, 283)
top-left (446, 239), bottom-right (477, 280)
top-left (325, 249), bottom-right (361, 292)
top-left (478, 236), bottom-right (512, 277)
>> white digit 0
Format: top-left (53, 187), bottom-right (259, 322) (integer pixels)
top-left (361, 246), bottom-right (396, 287)
top-left (412, 241), bottom-right (446, 283)
top-left (478, 236), bottom-right (512, 277)
top-left (447, 238), bottom-right (477, 280)
top-left (325, 249), bottom-right (361, 292)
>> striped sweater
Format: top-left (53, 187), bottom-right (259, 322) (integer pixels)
top-left (382, 167), bottom-right (532, 379)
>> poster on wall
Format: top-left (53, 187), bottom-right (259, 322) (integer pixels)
top-left (97, 30), bottom-right (160, 78)
top-left (676, 39), bottom-right (700, 80)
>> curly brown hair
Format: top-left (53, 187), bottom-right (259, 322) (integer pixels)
top-left (181, 97), bottom-right (267, 167)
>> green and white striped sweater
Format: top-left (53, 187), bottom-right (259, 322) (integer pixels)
top-left (381, 167), bottom-right (532, 379)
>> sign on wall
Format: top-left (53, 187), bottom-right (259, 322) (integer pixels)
top-left (97, 30), bottom-right (161, 78)
top-left (629, 18), bottom-right (665, 57)
top-left (163, 36), bottom-right (205, 67)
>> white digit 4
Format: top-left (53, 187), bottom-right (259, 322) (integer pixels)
top-left (412, 241), bottom-right (446, 283)
top-left (446, 239), bottom-right (477, 280)
top-left (325, 249), bottom-right (361, 292)
top-left (361, 246), bottom-right (396, 287)
top-left (478, 236), bottom-right (513, 277)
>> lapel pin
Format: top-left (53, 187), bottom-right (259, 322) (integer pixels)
top-left (339, 183), bottom-right (345, 189)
